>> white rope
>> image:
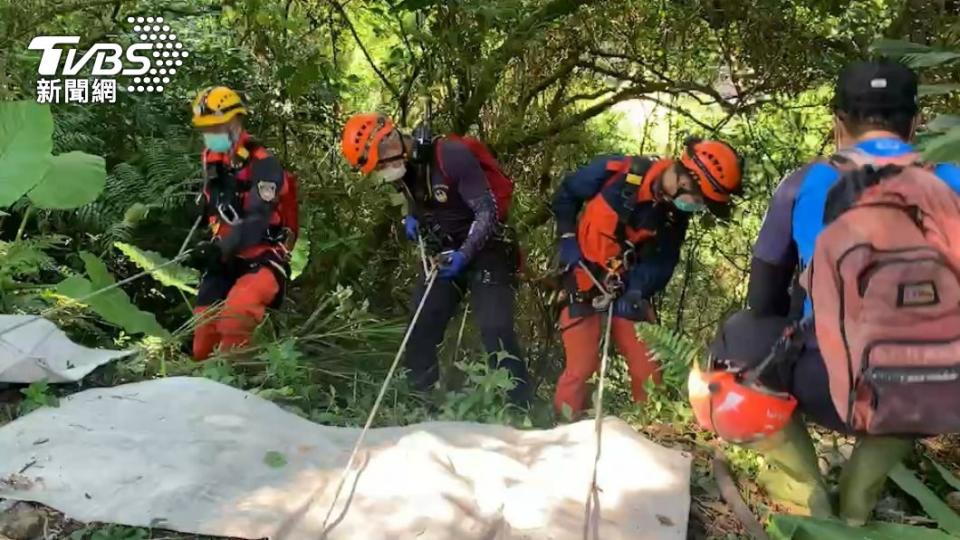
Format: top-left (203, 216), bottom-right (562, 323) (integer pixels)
top-left (454, 304), bottom-right (470, 358)
top-left (0, 252), bottom-right (193, 340)
top-left (178, 216), bottom-right (204, 258)
top-left (315, 268), bottom-right (440, 536)
top-left (417, 234), bottom-right (430, 276)
top-left (583, 303), bottom-right (615, 540)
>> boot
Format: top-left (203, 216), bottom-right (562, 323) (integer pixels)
top-left (743, 416), bottom-right (834, 517)
top-left (838, 435), bottom-right (914, 526)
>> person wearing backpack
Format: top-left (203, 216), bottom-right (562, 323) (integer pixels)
top-left (697, 60), bottom-right (960, 525)
top-left (551, 138), bottom-right (744, 418)
top-left (188, 86), bottom-right (299, 361)
top-left (340, 112), bottom-right (531, 405)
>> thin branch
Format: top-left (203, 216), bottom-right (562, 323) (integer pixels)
top-left (398, 60), bottom-right (423, 125)
top-left (458, 0), bottom-right (591, 130)
top-left (588, 48), bottom-right (639, 62)
top-left (518, 55), bottom-right (581, 110)
top-left (636, 95), bottom-right (715, 132)
top-left (330, 0), bottom-right (401, 100)
top-left (3, 0), bottom-right (130, 45)
top-left (561, 88), bottom-right (615, 107)
top-left (497, 83), bottom-right (666, 154)
top-left (394, 10), bottom-right (415, 55)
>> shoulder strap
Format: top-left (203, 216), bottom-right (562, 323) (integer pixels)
top-left (434, 137), bottom-right (449, 181)
top-left (619, 157), bottom-right (650, 213)
top-left (828, 147), bottom-right (924, 172)
top-left (610, 157), bottom-right (653, 243)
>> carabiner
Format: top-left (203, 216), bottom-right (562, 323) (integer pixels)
top-left (217, 203), bottom-right (240, 225)
top-left (603, 272), bottom-right (623, 295)
top-left (592, 293), bottom-right (614, 311)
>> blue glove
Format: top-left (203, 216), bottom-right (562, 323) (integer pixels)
top-left (558, 236), bottom-right (582, 268)
top-left (613, 290), bottom-right (653, 322)
top-left (437, 250), bottom-right (468, 280)
top-left (403, 215), bottom-right (419, 242)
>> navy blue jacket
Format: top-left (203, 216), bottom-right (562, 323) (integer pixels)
top-left (749, 136), bottom-right (960, 318)
top-left (552, 154), bottom-right (689, 298)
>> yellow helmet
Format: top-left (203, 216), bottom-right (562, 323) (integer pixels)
top-left (191, 86), bottom-right (247, 127)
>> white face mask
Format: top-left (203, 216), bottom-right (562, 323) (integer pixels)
top-left (376, 163), bottom-right (406, 183)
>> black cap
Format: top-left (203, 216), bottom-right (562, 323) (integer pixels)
top-left (834, 60), bottom-right (919, 116)
top-left (709, 310), bottom-right (790, 367)
top-left (708, 310), bottom-right (793, 391)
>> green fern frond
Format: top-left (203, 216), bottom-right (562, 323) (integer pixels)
top-left (0, 235), bottom-right (67, 280)
top-left (52, 108), bottom-right (104, 154)
top-left (636, 322), bottom-right (703, 368)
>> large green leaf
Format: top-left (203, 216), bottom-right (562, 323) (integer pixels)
top-left (922, 125), bottom-right (960, 163)
top-left (290, 235), bottom-right (310, 281)
top-left (0, 101), bottom-right (54, 206)
top-left (114, 242), bottom-right (199, 294)
top-left (28, 151), bottom-right (106, 209)
top-left (889, 464), bottom-right (960, 536)
top-left (929, 458), bottom-right (960, 492)
top-left (904, 51), bottom-right (960, 68)
top-left (927, 115), bottom-right (960, 133)
top-left (871, 38), bottom-right (960, 68)
top-left (768, 515), bottom-right (954, 540)
top-left (56, 252), bottom-right (170, 338)
top-left (919, 84), bottom-right (960, 97)
top-left (871, 38), bottom-right (932, 57)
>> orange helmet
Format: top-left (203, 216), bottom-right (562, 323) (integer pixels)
top-left (680, 137), bottom-right (743, 203)
top-left (688, 309), bottom-right (806, 443)
top-left (341, 113), bottom-right (396, 175)
top-left (688, 364), bottom-right (796, 443)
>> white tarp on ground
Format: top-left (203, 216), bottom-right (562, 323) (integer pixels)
top-left (0, 377), bottom-right (692, 540)
top-left (0, 315), bottom-right (133, 384)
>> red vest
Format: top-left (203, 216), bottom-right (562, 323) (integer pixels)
top-left (572, 158), bottom-right (674, 291)
top-left (202, 132), bottom-right (292, 260)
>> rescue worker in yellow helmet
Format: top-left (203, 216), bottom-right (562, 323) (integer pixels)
top-left (187, 86), bottom-right (300, 360)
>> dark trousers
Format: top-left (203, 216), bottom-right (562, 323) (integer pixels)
top-left (791, 345), bottom-right (849, 434)
top-left (405, 244), bottom-right (531, 405)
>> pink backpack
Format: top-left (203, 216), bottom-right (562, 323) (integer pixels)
top-left (800, 148), bottom-right (960, 435)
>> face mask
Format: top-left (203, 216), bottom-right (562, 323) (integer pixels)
top-left (673, 197), bottom-right (706, 213)
top-left (376, 163), bottom-right (407, 183)
top-left (203, 133), bottom-right (233, 153)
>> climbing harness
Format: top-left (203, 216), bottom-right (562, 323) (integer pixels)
top-left (313, 267), bottom-right (441, 537)
top-left (0, 252), bottom-right (194, 341)
top-left (583, 302), bottom-right (615, 540)
top-left (576, 261), bottom-right (623, 311)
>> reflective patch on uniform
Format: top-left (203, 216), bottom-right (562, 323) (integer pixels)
top-left (433, 185), bottom-right (449, 203)
top-left (257, 181), bottom-right (277, 202)
top-left (626, 173), bottom-right (643, 185)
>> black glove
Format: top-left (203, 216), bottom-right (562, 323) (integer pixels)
top-left (188, 240), bottom-right (222, 271)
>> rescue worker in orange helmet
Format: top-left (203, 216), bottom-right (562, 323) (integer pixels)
top-left (551, 137), bottom-right (743, 418)
top-left (187, 86), bottom-right (299, 360)
top-left (340, 113), bottom-right (531, 405)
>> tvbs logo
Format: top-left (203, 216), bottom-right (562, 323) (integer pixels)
top-left (28, 16), bottom-right (189, 104)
